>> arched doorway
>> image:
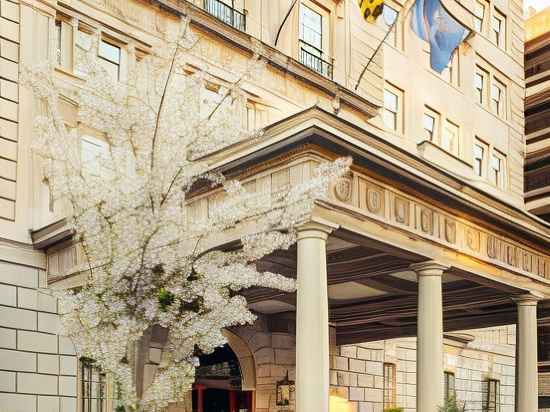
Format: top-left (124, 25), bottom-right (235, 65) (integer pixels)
top-left (193, 342), bottom-right (255, 412)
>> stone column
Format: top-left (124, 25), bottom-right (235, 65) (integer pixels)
top-left (410, 261), bottom-right (449, 412)
top-left (515, 295), bottom-right (539, 412)
top-left (296, 222), bottom-right (333, 412)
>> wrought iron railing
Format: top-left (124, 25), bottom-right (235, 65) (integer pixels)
top-left (299, 41), bottom-right (333, 79)
top-left (203, 0), bottom-right (246, 32)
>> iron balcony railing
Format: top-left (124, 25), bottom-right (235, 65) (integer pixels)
top-left (299, 41), bottom-right (333, 79)
top-left (203, 0), bottom-right (246, 32)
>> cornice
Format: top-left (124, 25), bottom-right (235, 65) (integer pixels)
top-left (204, 106), bottom-right (550, 251)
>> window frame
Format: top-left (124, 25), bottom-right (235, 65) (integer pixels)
top-left (473, 0), bottom-right (487, 33)
top-left (444, 371), bottom-right (456, 402)
top-left (78, 357), bottom-right (108, 412)
top-left (383, 363), bottom-right (397, 409)
top-left (489, 150), bottom-right (506, 189)
top-left (441, 119), bottom-right (460, 156)
top-left (474, 66), bottom-right (489, 106)
top-left (484, 379), bottom-right (500, 412)
top-left (98, 38), bottom-right (122, 81)
top-left (473, 138), bottom-right (488, 177)
top-left (491, 8), bottom-right (506, 50)
top-left (298, 1), bottom-right (332, 78)
top-left (54, 14), bottom-right (75, 72)
top-left (383, 83), bottom-right (404, 134)
top-left (423, 106), bottom-right (440, 142)
top-left (490, 77), bottom-right (507, 119)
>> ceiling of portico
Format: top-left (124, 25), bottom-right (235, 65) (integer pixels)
top-left (243, 232), bottom-right (539, 345)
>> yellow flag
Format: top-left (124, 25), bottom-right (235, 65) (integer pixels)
top-left (358, 0), bottom-right (385, 23)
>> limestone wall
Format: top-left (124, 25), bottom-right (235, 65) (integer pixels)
top-left (0, 260), bottom-right (78, 412)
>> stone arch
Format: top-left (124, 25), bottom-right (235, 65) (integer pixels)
top-left (223, 329), bottom-right (256, 391)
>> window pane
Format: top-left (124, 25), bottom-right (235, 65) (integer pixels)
top-left (383, 110), bottom-right (397, 130)
top-left (99, 40), bottom-right (121, 64)
top-left (300, 5), bottom-right (322, 49)
top-left (423, 113), bottom-right (435, 140)
top-left (56, 21), bottom-right (62, 65)
top-left (384, 90), bottom-right (398, 111)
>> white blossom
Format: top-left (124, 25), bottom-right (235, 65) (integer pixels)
top-left (23, 18), bottom-right (350, 412)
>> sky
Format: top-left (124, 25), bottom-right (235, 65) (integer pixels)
top-left (525, 0), bottom-right (550, 12)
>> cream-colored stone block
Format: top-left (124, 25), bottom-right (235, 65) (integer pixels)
top-left (38, 396), bottom-right (60, 412)
top-left (363, 387), bottom-right (382, 402)
top-left (58, 336), bottom-right (76, 355)
top-left (0, 393), bottom-right (36, 412)
top-left (17, 287), bottom-right (37, 309)
top-left (0, 136), bottom-right (16, 160)
top-left (0, 176), bottom-right (16, 199)
top-left (38, 291), bottom-right (57, 313)
top-left (0, 17), bottom-right (18, 42)
top-left (0, 78), bottom-right (17, 101)
top-left (340, 345), bottom-right (357, 358)
top-left (0, 326), bottom-right (16, 348)
top-left (0, 117), bottom-right (17, 141)
top-left (0, 348), bottom-right (36, 371)
top-left (0, 97), bottom-right (17, 121)
top-left (38, 354), bottom-right (59, 374)
top-left (18, 373), bottom-right (58, 395)
top-left (0, 157), bottom-right (15, 180)
top-left (0, 306), bottom-right (36, 330)
top-left (357, 373), bottom-right (374, 388)
top-left (0, 38), bottom-right (19, 61)
top-left (149, 347), bottom-right (161, 364)
top-left (0, 370), bottom-right (15, 391)
top-left (59, 375), bottom-right (76, 396)
top-left (60, 396), bottom-right (76, 412)
top-left (38, 312), bottom-right (59, 334)
top-left (0, 56), bottom-right (18, 81)
top-left (0, 261), bottom-right (38, 287)
top-left (0, 282), bottom-right (16, 305)
top-left (1, 0), bottom-right (19, 22)
top-left (349, 358), bottom-right (366, 373)
top-left (59, 355), bottom-right (77, 375)
top-left (18, 330), bottom-right (58, 353)
top-left (0, 197), bottom-right (15, 219)
top-left (349, 387), bottom-right (364, 401)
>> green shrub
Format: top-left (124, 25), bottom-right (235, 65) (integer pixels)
top-left (439, 397), bottom-right (466, 412)
top-left (384, 408), bottom-right (404, 412)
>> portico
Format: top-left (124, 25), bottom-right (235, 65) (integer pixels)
top-left (195, 107), bottom-right (550, 412)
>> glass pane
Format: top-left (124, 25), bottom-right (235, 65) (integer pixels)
top-left (384, 90), bottom-right (398, 111)
top-left (474, 2), bottom-right (485, 18)
top-left (383, 110), bottom-right (397, 131)
top-left (474, 144), bottom-right (484, 159)
top-left (99, 41), bottom-right (121, 64)
top-left (474, 17), bottom-right (482, 32)
top-left (300, 5), bottom-right (322, 49)
top-left (383, 5), bottom-right (398, 26)
top-left (423, 114), bottom-right (435, 132)
top-left (474, 73), bottom-right (483, 90)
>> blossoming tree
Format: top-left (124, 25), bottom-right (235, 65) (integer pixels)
top-left (24, 18), bottom-right (348, 411)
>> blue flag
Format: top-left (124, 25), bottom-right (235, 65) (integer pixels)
top-left (411, 0), bottom-right (468, 73)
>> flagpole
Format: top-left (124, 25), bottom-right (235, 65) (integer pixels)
top-left (275, 0), bottom-right (299, 46)
top-left (354, 12), bottom-right (399, 91)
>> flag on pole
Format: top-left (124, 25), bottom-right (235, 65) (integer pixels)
top-left (410, 0), bottom-right (468, 73)
top-left (358, 0), bottom-right (385, 23)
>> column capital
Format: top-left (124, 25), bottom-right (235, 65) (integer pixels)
top-left (513, 293), bottom-right (543, 306)
top-left (297, 220), bottom-right (337, 241)
top-left (409, 261), bottom-right (450, 277)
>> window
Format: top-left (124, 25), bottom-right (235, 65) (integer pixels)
top-left (381, 5), bottom-right (399, 48)
top-left (79, 358), bottom-right (107, 412)
top-left (474, 67), bottom-right (488, 105)
top-left (98, 39), bottom-right (121, 81)
top-left (473, 140), bottom-right (487, 176)
top-left (383, 86), bottom-right (402, 133)
top-left (55, 17), bottom-right (74, 71)
top-left (299, 4), bottom-right (332, 77)
top-left (81, 136), bottom-right (109, 175)
top-left (203, 0), bottom-right (246, 31)
top-left (442, 120), bottom-right (459, 155)
top-left (444, 372), bottom-right (456, 402)
top-left (423, 107), bottom-right (439, 142)
top-left (483, 379), bottom-right (500, 412)
top-left (491, 78), bottom-right (506, 118)
top-left (491, 10), bottom-right (506, 49)
top-left (383, 363), bottom-right (396, 409)
top-left (473, 1), bottom-right (486, 32)
top-left (55, 20), bottom-right (62, 65)
top-left (490, 151), bottom-right (505, 188)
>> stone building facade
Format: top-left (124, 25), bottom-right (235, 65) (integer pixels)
top-left (1, 0), bottom-right (550, 412)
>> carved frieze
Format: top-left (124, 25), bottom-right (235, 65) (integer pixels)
top-left (366, 187), bottom-right (383, 214)
top-left (187, 156), bottom-right (550, 282)
top-left (444, 219), bottom-right (456, 244)
top-left (466, 228), bottom-right (480, 252)
top-left (394, 197), bottom-right (410, 225)
top-left (420, 208), bottom-right (433, 235)
top-left (333, 173), bottom-right (353, 202)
